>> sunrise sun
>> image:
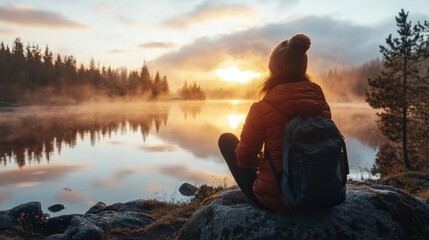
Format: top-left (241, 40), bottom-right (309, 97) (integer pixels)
top-left (215, 66), bottom-right (261, 83)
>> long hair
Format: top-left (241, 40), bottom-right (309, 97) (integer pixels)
top-left (259, 72), bottom-right (311, 97)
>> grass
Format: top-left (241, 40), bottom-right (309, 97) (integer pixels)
top-left (108, 184), bottom-right (227, 239)
top-left (380, 171), bottom-right (429, 200)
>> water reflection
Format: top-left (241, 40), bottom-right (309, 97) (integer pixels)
top-left (0, 103), bottom-right (170, 167)
top-left (0, 192), bottom-right (11, 204)
top-left (0, 101), bottom-right (382, 213)
top-left (91, 165), bottom-right (155, 189)
top-left (0, 164), bottom-right (90, 187)
top-left (0, 101), bottom-right (382, 168)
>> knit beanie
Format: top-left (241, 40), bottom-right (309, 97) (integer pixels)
top-left (268, 33), bottom-right (311, 77)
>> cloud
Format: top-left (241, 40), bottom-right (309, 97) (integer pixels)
top-left (106, 49), bottom-right (129, 54)
top-left (0, 164), bottom-right (90, 187)
top-left (162, 1), bottom-right (253, 29)
top-left (139, 42), bottom-right (176, 49)
top-left (92, 3), bottom-right (145, 27)
top-left (0, 5), bottom-right (89, 28)
top-left (152, 15), bottom-right (396, 87)
top-left (0, 27), bottom-right (14, 35)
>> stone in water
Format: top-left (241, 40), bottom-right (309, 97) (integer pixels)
top-left (48, 204), bottom-right (65, 213)
top-left (179, 183), bottom-right (198, 196)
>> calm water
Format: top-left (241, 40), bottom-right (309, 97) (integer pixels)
top-left (0, 100), bottom-right (381, 215)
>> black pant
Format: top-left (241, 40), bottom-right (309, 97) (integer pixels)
top-left (218, 133), bottom-right (266, 209)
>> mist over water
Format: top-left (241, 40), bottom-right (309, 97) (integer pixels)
top-left (0, 101), bottom-right (381, 214)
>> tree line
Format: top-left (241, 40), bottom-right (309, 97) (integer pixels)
top-left (366, 9), bottom-right (429, 176)
top-left (177, 81), bottom-right (206, 100)
top-left (318, 59), bottom-right (382, 102)
top-left (0, 38), bottom-right (169, 104)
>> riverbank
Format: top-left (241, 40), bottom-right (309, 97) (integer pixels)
top-left (0, 185), bottom-right (224, 240)
top-left (1, 172), bottom-right (428, 240)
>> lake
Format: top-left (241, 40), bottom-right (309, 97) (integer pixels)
top-left (0, 100), bottom-right (381, 216)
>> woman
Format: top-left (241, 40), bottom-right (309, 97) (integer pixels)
top-left (218, 33), bottom-right (331, 212)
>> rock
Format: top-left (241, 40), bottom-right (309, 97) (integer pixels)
top-left (45, 216), bottom-right (104, 240)
top-left (45, 214), bottom-right (81, 235)
top-left (83, 211), bottom-right (154, 231)
top-left (45, 202), bottom-right (154, 239)
top-left (0, 200), bottom-right (156, 239)
top-left (0, 213), bottom-right (15, 230)
top-left (9, 201), bottom-right (42, 218)
top-left (177, 183), bottom-right (429, 240)
top-left (85, 202), bottom-right (108, 214)
top-left (48, 204), bottom-right (66, 213)
top-left (118, 199), bottom-right (147, 212)
top-left (0, 201), bottom-right (44, 231)
top-left (179, 183), bottom-right (198, 196)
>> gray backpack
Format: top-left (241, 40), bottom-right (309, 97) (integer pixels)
top-left (266, 116), bottom-right (349, 210)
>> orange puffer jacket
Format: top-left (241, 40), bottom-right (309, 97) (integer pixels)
top-left (235, 80), bottom-right (331, 212)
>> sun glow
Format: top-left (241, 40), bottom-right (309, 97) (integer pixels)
top-left (215, 66), bottom-right (261, 83)
top-left (227, 114), bottom-right (246, 129)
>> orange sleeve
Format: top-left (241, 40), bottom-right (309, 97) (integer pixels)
top-left (235, 104), bottom-right (264, 169)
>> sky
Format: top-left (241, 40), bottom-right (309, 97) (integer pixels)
top-left (0, 0), bottom-right (428, 89)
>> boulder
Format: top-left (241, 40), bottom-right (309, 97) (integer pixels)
top-left (45, 214), bottom-right (81, 235)
top-left (179, 183), bottom-right (199, 196)
top-left (45, 201), bottom-right (154, 240)
top-left (45, 216), bottom-right (104, 240)
top-left (48, 204), bottom-right (66, 213)
top-left (0, 201), bottom-right (45, 231)
top-left (0, 200), bottom-right (154, 240)
top-left (83, 210), bottom-right (154, 231)
top-left (177, 182), bottom-right (429, 240)
top-left (85, 202), bottom-right (108, 214)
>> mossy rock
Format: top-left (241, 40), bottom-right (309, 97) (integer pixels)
top-left (177, 183), bottom-right (429, 240)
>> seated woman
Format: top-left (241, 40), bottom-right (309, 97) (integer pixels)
top-left (218, 33), bottom-right (331, 212)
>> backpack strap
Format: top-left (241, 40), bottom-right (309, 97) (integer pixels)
top-left (340, 137), bottom-right (350, 185)
top-left (265, 150), bottom-right (281, 181)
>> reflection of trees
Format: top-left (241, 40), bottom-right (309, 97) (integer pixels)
top-left (0, 104), bottom-right (170, 167)
top-left (178, 101), bottom-right (204, 119)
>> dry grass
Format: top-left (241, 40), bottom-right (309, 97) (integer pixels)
top-left (0, 229), bottom-right (44, 240)
top-left (380, 171), bottom-right (429, 200)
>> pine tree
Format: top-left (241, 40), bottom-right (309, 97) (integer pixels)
top-left (366, 9), bottom-right (428, 173)
top-left (11, 38), bottom-right (26, 85)
top-left (152, 71), bottom-right (161, 98)
top-left (139, 63), bottom-right (152, 92)
top-left (43, 46), bottom-right (54, 85)
top-left (161, 75), bottom-right (169, 93)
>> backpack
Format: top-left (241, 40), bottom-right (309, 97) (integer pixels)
top-left (266, 116), bottom-right (349, 210)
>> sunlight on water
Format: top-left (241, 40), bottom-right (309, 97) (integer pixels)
top-left (227, 114), bottom-right (246, 129)
top-left (0, 100), bottom-right (381, 215)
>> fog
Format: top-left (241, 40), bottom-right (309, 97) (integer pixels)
top-left (0, 100), bottom-right (381, 213)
